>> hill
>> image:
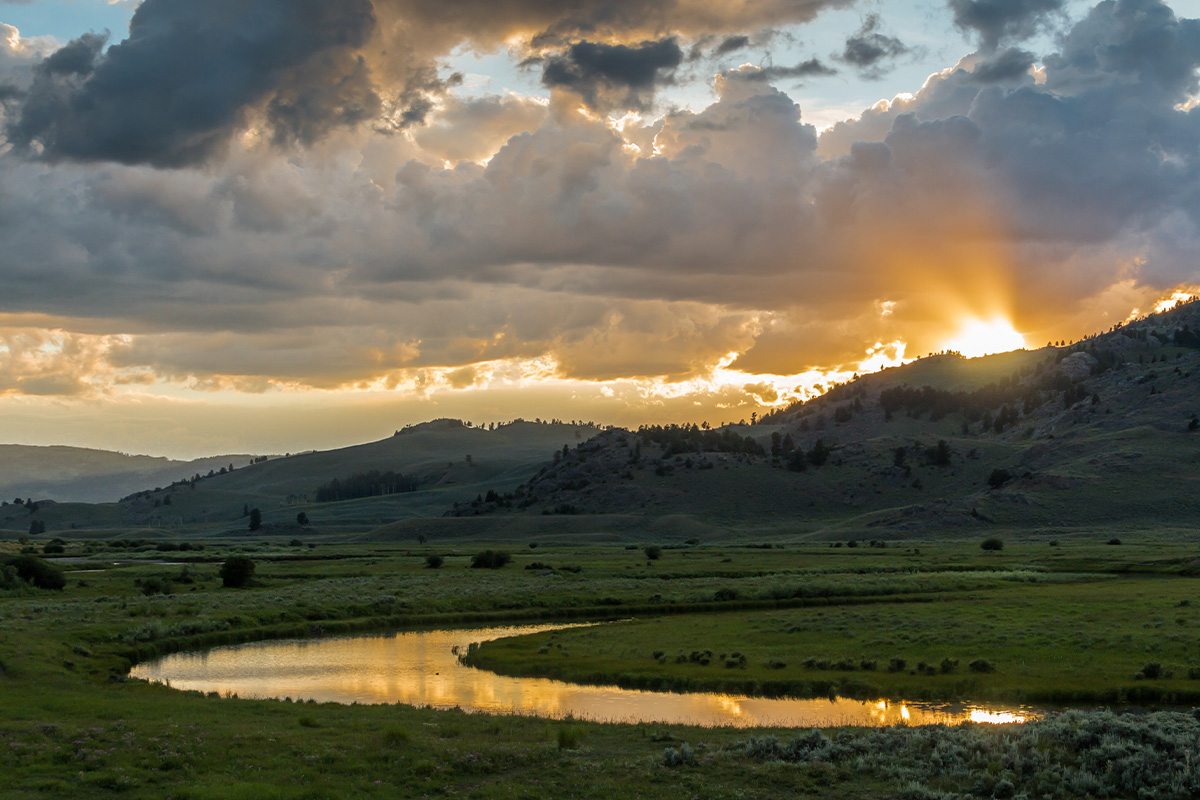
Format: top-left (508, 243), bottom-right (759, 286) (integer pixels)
top-left (5, 303), bottom-right (1199, 543)
top-left (441, 300), bottom-right (1200, 540)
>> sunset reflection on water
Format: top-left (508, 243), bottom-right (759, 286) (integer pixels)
top-left (131, 624), bottom-right (1036, 728)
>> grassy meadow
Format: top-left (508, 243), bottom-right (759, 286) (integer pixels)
top-left (3, 533), bottom-right (1200, 798)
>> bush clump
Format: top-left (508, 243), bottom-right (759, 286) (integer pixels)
top-left (1, 555), bottom-right (66, 590)
top-left (1136, 662), bottom-right (1163, 680)
top-left (644, 545), bottom-right (662, 560)
top-left (980, 538), bottom-right (1004, 551)
top-left (470, 550), bottom-right (511, 569)
top-left (663, 742), bottom-right (695, 767)
top-left (968, 658), bottom-right (996, 673)
top-left (425, 555), bottom-right (445, 569)
top-left (219, 556), bottom-right (256, 588)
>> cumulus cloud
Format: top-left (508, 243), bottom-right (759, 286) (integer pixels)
top-left (969, 47), bottom-right (1037, 83)
top-left (3, 0), bottom-right (853, 167)
top-left (0, 0), bottom-right (1198, 404)
top-left (6, 0), bottom-right (380, 166)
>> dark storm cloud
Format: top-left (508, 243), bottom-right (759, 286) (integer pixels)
top-left (948, 0), bottom-right (1066, 49)
top-left (542, 38), bottom-right (684, 111)
top-left (35, 30), bottom-right (106, 76)
top-left (969, 47), bottom-right (1036, 83)
top-left (5, 0), bottom-right (378, 166)
top-left (837, 14), bottom-right (910, 78)
top-left (266, 55), bottom-right (381, 147)
top-left (4, 0), bottom-right (854, 167)
top-left (0, 82), bottom-right (22, 103)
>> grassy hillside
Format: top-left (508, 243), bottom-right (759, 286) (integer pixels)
top-left (448, 301), bottom-right (1200, 541)
top-left (5, 302), bottom-right (1200, 543)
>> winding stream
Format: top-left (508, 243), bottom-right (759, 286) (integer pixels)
top-left (130, 623), bottom-right (1037, 728)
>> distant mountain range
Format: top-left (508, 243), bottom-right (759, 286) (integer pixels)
top-left (0, 419), bottom-right (602, 536)
top-left (0, 446), bottom-right (260, 504)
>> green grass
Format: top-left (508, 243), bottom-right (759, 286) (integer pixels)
top-left (466, 578), bottom-right (1200, 703)
top-left (2, 536), bottom-right (1199, 798)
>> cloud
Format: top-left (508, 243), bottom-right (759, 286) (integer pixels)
top-left (413, 94), bottom-right (549, 163)
top-left (948, 0), bottom-right (1066, 49)
top-left (733, 58), bottom-right (837, 83)
top-left (836, 14), bottom-right (912, 79)
top-left (969, 47), bottom-right (1037, 83)
top-left (0, 0), bottom-right (1199, 401)
top-left (541, 38), bottom-right (684, 112)
top-left (3, 0), bottom-right (853, 167)
top-left (5, 0), bottom-right (378, 166)
top-left (715, 35), bottom-right (751, 55)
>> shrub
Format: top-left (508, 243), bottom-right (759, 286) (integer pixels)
top-left (425, 555), bottom-right (445, 569)
top-left (2, 555), bottom-right (65, 590)
top-left (42, 543), bottom-right (65, 555)
top-left (663, 742), bottom-right (695, 767)
top-left (987, 468), bottom-right (1013, 489)
top-left (939, 658), bottom-right (959, 674)
top-left (219, 556), bottom-right (256, 588)
top-left (1107, 538), bottom-right (1122, 545)
top-left (968, 658), bottom-right (996, 673)
top-left (470, 550), bottom-right (511, 569)
top-left (980, 538), bottom-right (1004, 551)
top-left (887, 658), bottom-right (907, 673)
top-left (1136, 662), bottom-right (1163, 680)
top-left (644, 545), bottom-right (662, 560)
top-left (141, 577), bottom-right (171, 596)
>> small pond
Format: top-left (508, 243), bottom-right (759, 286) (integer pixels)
top-left (130, 623), bottom-right (1037, 728)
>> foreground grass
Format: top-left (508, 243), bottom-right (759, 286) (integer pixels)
top-left (2, 536), bottom-right (1199, 798)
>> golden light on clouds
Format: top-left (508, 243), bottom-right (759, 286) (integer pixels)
top-left (1154, 290), bottom-right (1198, 314)
top-left (942, 317), bottom-right (1026, 359)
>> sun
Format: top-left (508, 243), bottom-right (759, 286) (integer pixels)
top-left (943, 317), bottom-right (1026, 358)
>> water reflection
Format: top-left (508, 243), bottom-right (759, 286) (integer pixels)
top-left (131, 624), bottom-right (1036, 728)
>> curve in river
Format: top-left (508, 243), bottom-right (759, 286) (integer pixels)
top-left (130, 623), bottom-right (1037, 728)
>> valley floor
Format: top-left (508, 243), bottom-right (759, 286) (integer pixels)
top-left (2, 533), bottom-right (1198, 798)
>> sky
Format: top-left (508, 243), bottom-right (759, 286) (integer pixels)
top-left (0, 0), bottom-right (1199, 459)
